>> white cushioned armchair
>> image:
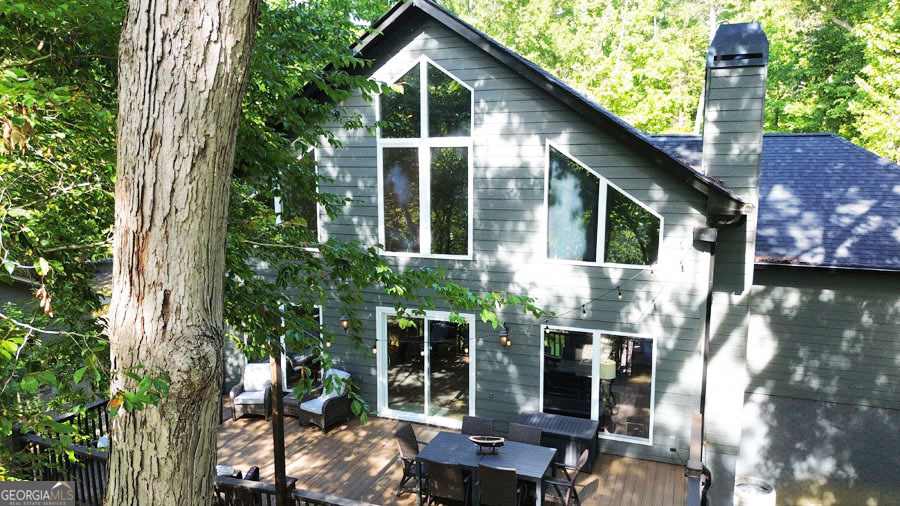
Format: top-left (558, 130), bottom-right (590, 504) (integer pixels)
top-left (230, 362), bottom-right (272, 421)
top-left (292, 368), bottom-right (351, 433)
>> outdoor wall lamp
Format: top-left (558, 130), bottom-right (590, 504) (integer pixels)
top-left (340, 315), bottom-right (349, 332)
top-left (499, 325), bottom-right (511, 347)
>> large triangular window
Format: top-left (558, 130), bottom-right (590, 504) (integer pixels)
top-left (377, 58), bottom-right (473, 258)
top-left (546, 144), bottom-right (661, 266)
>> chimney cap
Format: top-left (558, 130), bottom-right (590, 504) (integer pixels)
top-left (708, 21), bottom-right (769, 68)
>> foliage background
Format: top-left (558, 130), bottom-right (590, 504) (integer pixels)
top-left (0, 0), bottom-right (896, 478)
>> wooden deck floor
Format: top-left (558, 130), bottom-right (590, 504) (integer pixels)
top-left (217, 414), bottom-right (686, 506)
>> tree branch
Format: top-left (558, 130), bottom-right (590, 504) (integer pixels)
top-left (0, 53), bottom-right (52, 70)
top-left (831, 17), bottom-right (853, 32)
top-left (0, 311), bottom-right (88, 338)
top-left (42, 240), bottom-right (111, 253)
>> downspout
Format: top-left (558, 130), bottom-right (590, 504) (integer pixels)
top-left (695, 214), bottom-right (745, 458)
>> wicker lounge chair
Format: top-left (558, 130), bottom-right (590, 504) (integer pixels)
top-left (230, 363), bottom-right (272, 421)
top-left (461, 415), bottom-right (494, 437)
top-left (543, 448), bottom-right (589, 505)
top-left (507, 423), bottom-right (542, 446)
top-left (296, 368), bottom-right (351, 432)
top-left (478, 464), bottom-right (526, 506)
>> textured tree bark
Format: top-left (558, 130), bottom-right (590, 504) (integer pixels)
top-left (107, 1), bottom-right (259, 504)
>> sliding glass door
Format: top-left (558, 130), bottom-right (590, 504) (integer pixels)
top-left (377, 308), bottom-right (475, 428)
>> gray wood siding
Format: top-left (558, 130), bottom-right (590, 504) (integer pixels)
top-left (315, 16), bottom-right (713, 464)
top-left (747, 269), bottom-right (900, 409)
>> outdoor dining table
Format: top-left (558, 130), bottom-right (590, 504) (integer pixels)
top-left (415, 431), bottom-right (557, 506)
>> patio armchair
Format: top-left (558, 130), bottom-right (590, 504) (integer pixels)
top-left (421, 459), bottom-right (470, 506)
top-left (296, 368), bottom-right (351, 433)
top-left (394, 422), bottom-right (428, 496)
top-left (461, 415), bottom-right (494, 437)
top-left (543, 448), bottom-right (589, 505)
top-left (230, 362), bottom-right (272, 421)
top-left (477, 464), bottom-right (526, 506)
top-left (507, 423), bottom-right (542, 446)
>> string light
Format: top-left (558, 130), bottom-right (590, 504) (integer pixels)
top-left (542, 247), bottom-right (691, 326)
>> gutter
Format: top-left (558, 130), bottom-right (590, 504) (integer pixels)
top-left (754, 262), bottom-right (900, 275)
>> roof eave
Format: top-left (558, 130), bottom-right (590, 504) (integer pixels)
top-left (754, 262), bottom-right (900, 275)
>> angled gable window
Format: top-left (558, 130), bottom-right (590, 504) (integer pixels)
top-left (377, 57), bottom-right (473, 258)
top-left (545, 143), bottom-right (662, 266)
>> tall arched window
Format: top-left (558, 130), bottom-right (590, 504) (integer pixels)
top-left (377, 57), bottom-right (474, 258)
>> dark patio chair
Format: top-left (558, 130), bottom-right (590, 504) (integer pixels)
top-left (477, 464), bottom-right (525, 506)
top-left (506, 423), bottom-right (542, 446)
top-left (394, 422), bottom-right (428, 496)
top-left (461, 415), bottom-right (494, 437)
top-left (422, 459), bottom-right (470, 506)
top-left (543, 448), bottom-right (589, 505)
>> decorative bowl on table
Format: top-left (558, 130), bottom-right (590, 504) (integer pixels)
top-left (469, 435), bottom-right (504, 455)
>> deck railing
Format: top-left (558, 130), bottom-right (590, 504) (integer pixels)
top-left (214, 477), bottom-right (378, 506)
top-left (13, 398), bottom-right (373, 506)
top-left (17, 432), bottom-right (108, 506)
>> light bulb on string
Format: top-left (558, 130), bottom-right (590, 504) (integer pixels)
top-left (581, 305), bottom-right (587, 318)
top-left (617, 287), bottom-right (623, 300)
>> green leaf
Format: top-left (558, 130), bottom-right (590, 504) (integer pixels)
top-left (21, 376), bottom-right (38, 393)
top-left (3, 261), bottom-right (14, 275)
top-left (35, 370), bottom-right (56, 385)
top-left (73, 366), bottom-right (87, 384)
top-left (35, 257), bottom-right (51, 276)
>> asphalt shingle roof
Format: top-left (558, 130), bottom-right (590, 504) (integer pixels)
top-left (651, 133), bottom-right (900, 270)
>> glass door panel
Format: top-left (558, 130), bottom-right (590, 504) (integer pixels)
top-left (600, 334), bottom-right (653, 440)
top-left (387, 316), bottom-right (425, 414)
top-left (543, 329), bottom-right (593, 419)
top-left (428, 320), bottom-right (470, 420)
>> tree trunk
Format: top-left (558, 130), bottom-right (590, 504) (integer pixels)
top-left (107, 0), bottom-right (259, 504)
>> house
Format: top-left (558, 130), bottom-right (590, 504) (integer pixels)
top-left (224, 1), bottom-right (899, 504)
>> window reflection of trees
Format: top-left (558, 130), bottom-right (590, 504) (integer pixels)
top-left (380, 66), bottom-right (420, 138)
top-left (428, 64), bottom-right (470, 137)
top-left (430, 147), bottom-right (468, 255)
top-left (605, 187), bottom-right (660, 265)
top-left (383, 148), bottom-right (420, 252)
top-left (547, 147), bottom-right (600, 261)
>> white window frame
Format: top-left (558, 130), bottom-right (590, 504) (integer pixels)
top-left (375, 55), bottom-right (475, 259)
top-left (375, 306), bottom-right (476, 430)
top-left (279, 304), bottom-right (322, 392)
top-left (274, 145), bottom-right (321, 250)
top-left (539, 324), bottom-right (656, 446)
top-left (543, 140), bottom-right (664, 269)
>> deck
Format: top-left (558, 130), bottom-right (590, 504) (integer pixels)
top-left (217, 412), bottom-right (686, 506)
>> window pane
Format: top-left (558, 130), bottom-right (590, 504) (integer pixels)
top-left (599, 335), bottom-right (653, 440)
top-left (543, 329), bottom-right (593, 419)
top-left (428, 63), bottom-right (471, 137)
top-left (547, 147), bottom-right (600, 261)
top-left (605, 187), bottom-right (660, 265)
top-left (383, 148), bottom-right (420, 252)
top-left (381, 65), bottom-right (420, 138)
top-left (283, 306), bottom-right (321, 391)
top-left (387, 316), bottom-right (425, 414)
top-left (430, 147), bottom-right (468, 255)
top-left (428, 320), bottom-right (469, 420)
top-left (282, 165), bottom-right (318, 236)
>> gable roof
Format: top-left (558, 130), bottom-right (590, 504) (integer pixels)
top-left (652, 133), bottom-right (900, 271)
top-left (347, 0), bottom-right (747, 215)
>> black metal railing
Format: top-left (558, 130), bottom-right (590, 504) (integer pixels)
top-left (13, 398), bottom-right (374, 506)
top-left (214, 477), bottom-right (378, 506)
top-left (17, 432), bottom-right (108, 506)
